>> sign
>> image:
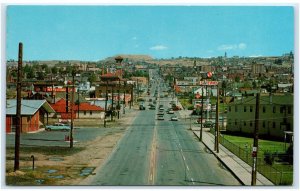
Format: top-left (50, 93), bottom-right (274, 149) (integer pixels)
top-left (199, 81), bottom-right (219, 86)
top-left (207, 72), bottom-right (213, 78)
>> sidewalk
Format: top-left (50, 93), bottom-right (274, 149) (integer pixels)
top-left (176, 99), bottom-right (274, 186)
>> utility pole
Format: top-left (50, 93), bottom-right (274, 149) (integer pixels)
top-left (117, 79), bottom-right (120, 119)
top-left (51, 74), bottom-right (54, 104)
top-left (70, 73), bottom-right (75, 148)
top-left (200, 86), bottom-right (204, 141)
top-left (130, 85), bottom-right (133, 109)
top-left (104, 81), bottom-right (108, 127)
top-left (123, 81), bottom-right (126, 114)
top-left (14, 42), bottom-right (22, 171)
top-left (77, 87), bottom-right (80, 119)
top-left (215, 85), bottom-right (220, 153)
top-left (251, 93), bottom-right (260, 186)
top-left (66, 85), bottom-right (69, 112)
top-left (111, 85), bottom-right (114, 121)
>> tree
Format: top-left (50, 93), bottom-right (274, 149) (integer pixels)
top-left (36, 71), bottom-right (45, 80)
top-left (234, 76), bottom-right (240, 83)
top-left (222, 80), bottom-right (228, 96)
top-left (252, 81), bottom-right (258, 89)
top-left (51, 66), bottom-right (58, 74)
top-left (88, 73), bottom-right (96, 83)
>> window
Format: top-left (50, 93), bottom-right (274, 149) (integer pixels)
top-left (235, 119), bottom-right (237, 125)
top-left (273, 106), bottom-right (276, 113)
top-left (84, 111), bottom-right (86, 115)
top-left (235, 106), bottom-right (238, 112)
top-left (280, 106), bottom-right (285, 113)
top-left (250, 106), bottom-right (253, 112)
top-left (263, 106), bottom-right (266, 113)
top-left (250, 121), bottom-right (253, 127)
top-left (288, 106), bottom-right (292, 114)
top-left (244, 121), bottom-right (246, 126)
top-left (244, 106), bottom-right (247, 112)
top-left (229, 106), bottom-right (231, 112)
top-left (90, 111), bottom-right (93, 115)
top-left (262, 121), bottom-right (266, 128)
top-left (272, 122), bottom-right (276, 128)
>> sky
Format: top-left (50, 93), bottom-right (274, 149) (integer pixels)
top-left (6, 6), bottom-right (294, 61)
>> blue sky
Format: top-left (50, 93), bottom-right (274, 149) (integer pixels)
top-left (6, 6), bottom-right (294, 61)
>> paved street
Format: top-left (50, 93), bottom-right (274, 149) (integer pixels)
top-left (86, 93), bottom-right (240, 186)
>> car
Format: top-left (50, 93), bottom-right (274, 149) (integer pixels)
top-left (204, 121), bottom-right (214, 128)
top-left (171, 115), bottom-right (178, 121)
top-left (158, 111), bottom-right (164, 115)
top-left (157, 115), bottom-right (164, 120)
top-left (167, 110), bottom-right (174, 114)
top-left (149, 105), bottom-right (156, 110)
top-left (139, 105), bottom-right (146, 110)
top-left (45, 123), bottom-right (70, 131)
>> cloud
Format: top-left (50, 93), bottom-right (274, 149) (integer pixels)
top-left (238, 43), bottom-right (247, 50)
top-left (132, 37), bottom-right (137, 40)
top-left (150, 45), bottom-right (168, 50)
top-left (217, 43), bottom-right (247, 51)
top-left (249, 54), bottom-right (263, 57)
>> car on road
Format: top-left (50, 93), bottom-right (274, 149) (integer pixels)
top-left (139, 105), bottom-right (145, 110)
top-left (45, 123), bottom-right (70, 131)
top-left (170, 115), bottom-right (178, 121)
top-left (149, 105), bottom-right (156, 110)
top-left (157, 115), bottom-right (164, 120)
top-left (167, 110), bottom-right (174, 114)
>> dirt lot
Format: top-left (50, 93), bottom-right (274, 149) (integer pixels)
top-left (5, 109), bottom-right (139, 186)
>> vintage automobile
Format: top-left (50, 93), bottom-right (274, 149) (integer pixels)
top-left (157, 115), bottom-right (164, 120)
top-left (170, 115), bottom-right (178, 121)
top-left (45, 123), bottom-right (70, 131)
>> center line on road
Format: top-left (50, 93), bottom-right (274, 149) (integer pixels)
top-left (186, 165), bottom-right (190, 171)
top-left (183, 156), bottom-right (186, 161)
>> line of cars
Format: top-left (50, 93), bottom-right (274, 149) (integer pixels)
top-left (157, 105), bottom-right (178, 121)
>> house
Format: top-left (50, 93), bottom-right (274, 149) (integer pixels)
top-left (75, 102), bottom-right (105, 119)
top-left (51, 98), bottom-right (105, 119)
top-left (6, 99), bottom-right (55, 133)
top-left (226, 94), bottom-right (293, 139)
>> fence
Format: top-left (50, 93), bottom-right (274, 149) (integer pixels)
top-left (219, 134), bottom-right (293, 185)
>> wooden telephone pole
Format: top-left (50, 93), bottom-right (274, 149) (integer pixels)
top-left (14, 42), bottom-right (22, 171)
top-left (251, 93), bottom-right (260, 185)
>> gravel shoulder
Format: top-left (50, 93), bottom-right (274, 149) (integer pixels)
top-left (5, 108), bottom-right (139, 186)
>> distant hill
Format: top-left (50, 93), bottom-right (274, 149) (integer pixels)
top-left (103, 54), bottom-right (153, 62)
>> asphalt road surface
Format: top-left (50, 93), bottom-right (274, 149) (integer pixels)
top-left (88, 94), bottom-right (240, 186)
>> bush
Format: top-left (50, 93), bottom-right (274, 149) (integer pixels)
top-left (264, 152), bottom-right (274, 165)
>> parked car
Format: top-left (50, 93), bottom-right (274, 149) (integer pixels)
top-left (45, 123), bottom-right (70, 131)
top-left (204, 121), bottom-right (214, 128)
top-left (171, 115), bottom-right (178, 121)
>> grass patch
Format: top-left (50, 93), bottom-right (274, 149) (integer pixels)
top-left (222, 134), bottom-right (287, 153)
top-left (6, 168), bottom-right (56, 186)
top-left (178, 99), bottom-right (193, 109)
top-left (220, 134), bottom-right (293, 185)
